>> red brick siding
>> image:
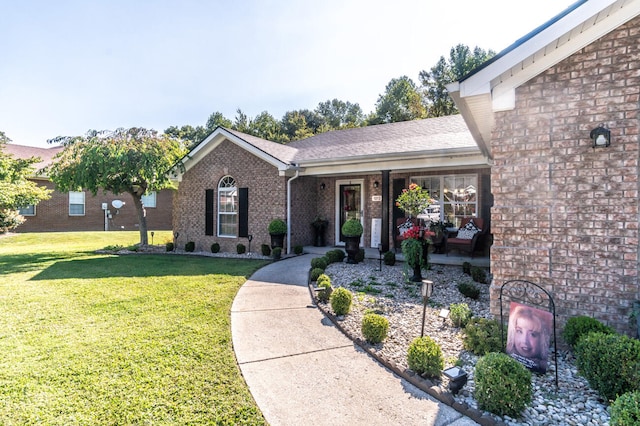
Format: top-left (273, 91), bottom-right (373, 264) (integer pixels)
top-left (490, 17), bottom-right (640, 335)
top-left (16, 179), bottom-right (173, 232)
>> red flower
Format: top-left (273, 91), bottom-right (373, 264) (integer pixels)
top-left (403, 226), bottom-right (422, 240)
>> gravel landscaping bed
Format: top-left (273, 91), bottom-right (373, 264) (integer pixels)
top-left (317, 259), bottom-right (611, 426)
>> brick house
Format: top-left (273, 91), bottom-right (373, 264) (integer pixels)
top-left (171, 115), bottom-right (492, 255)
top-left (448, 0), bottom-right (640, 335)
top-left (3, 143), bottom-right (174, 232)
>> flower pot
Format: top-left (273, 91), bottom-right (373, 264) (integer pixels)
top-left (344, 236), bottom-right (361, 264)
top-left (410, 263), bottom-right (423, 282)
top-left (270, 233), bottom-right (285, 249)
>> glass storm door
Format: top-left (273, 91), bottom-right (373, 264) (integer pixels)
top-left (339, 183), bottom-right (362, 242)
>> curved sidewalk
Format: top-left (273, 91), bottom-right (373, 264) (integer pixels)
top-left (231, 254), bottom-right (479, 426)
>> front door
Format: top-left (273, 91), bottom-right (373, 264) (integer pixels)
top-left (337, 181), bottom-right (363, 244)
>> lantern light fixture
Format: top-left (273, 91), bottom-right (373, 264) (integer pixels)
top-left (590, 124), bottom-right (611, 148)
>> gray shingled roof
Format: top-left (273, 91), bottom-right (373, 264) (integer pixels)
top-left (223, 128), bottom-right (299, 164)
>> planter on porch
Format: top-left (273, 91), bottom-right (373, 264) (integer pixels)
top-left (341, 218), bottom-right (363, 264)
top-left (311, 219), bottom-right (328, 247)
top-left (344, 236), bottom-right (361, 264)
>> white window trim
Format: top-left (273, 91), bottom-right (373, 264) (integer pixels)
top-left (141, 191), bottom-right (157, 208)
top-left (69, 191), bottom-right (85, 216)
top-left (411, 174), bottom-right (478, 225)
top-left (217, 176), bottom-right (237, 238)
top-left (19, 205), bottom-right (36, 216)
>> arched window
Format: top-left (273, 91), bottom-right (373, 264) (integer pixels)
top-left (218, 176), bottom-right (237, 237)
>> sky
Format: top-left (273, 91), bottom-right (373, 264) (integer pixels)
top-left (1, 0), bottom-right (577, 147)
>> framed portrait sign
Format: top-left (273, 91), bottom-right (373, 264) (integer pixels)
top-left (506, 301), bottom-right (553, 373)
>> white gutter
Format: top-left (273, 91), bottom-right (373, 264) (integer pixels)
top-left (286, 169), bottom-right (300, 254)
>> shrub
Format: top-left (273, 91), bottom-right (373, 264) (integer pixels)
top-left (210, 242), bottom-right (220, 253)
top-left (355, 248), bottom-right (365, 263)
top-left (293, 245), bottom-right (304, 255)
top-left (470, 266), bottom-right (487, 283)
top-left (575, 332), bottom-right (640, 401)
top-left (361, 313), bottom-right (389, 344)
top-left (449, 303), bottom-right (472, 328)
top-left (407, 336), bottom-right (444, 378)
top-left (185, 241), bottom-right (195, 252)
top-left (316, 274), bottom-right (331, 286)
top-left (272, 247), bottom-right (282, 259)
top-left (563, 315), bottom-right (616, 348)
top-left (165, 242), bottom-right (174, 252)
top-left (0, 209), bottom-right (25, 232)
top-left (310, 267), bottom-right (325, 282)
top-left (463, 318), bottom-right (505, 356)
top-left (383, 251), bottom-right (396, 266)
top-left (475, 352), bottom-right (532, 418)
top-left (316, 280), bottom-right (333, 303)
top-left (261, 244), bottom-right (271, 256)
top-left (611, 391), bottom-right (640, 426)
top-left (462, 261), bottom-right (472, 275)
top-left (236, 243), bottom-right (246, 254)
top-left (268, 219), bottom-right (287, 234)
top-left (325, 249), bottom-right (345, 264)
top-left (330, 287), bottom-right (352, 315)
top-left (310, 257), bottom-right (328, 271)
top-left (341, 218), bottom-right (363, 237)
top-left (457, 281), bottom-right (480, 299)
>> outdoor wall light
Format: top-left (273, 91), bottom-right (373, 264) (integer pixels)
top-left (590, 124), bottom-right (611, 148)
top-left (320, 183), bottom-right (326, 190)
top-left (374, 181), bottom-right (379, 188)
top-left (442, 366), bottom-right (468, 395)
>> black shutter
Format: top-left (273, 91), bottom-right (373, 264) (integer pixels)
top-left (238, 187), bottom-right (249, 237)
top-left (205, 189), bottom-right (214, 236)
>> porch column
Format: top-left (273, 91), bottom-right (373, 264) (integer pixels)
top-left (381, 170), bottom-right (390, 252)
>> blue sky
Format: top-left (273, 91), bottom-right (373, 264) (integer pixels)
top-left (1, 0), bottom-right (575, 147)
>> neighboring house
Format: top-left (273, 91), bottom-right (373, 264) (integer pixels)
top-left (2, 144), bottom-right (173, 232)
top-left (172, 115), bottom-right (492, 255)
top-left (448, 0), bottom-right (640, 335)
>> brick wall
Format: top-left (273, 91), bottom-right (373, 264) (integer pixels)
top-left (17, 179), bottom-right (173, 232)
top-left (490, 17), bottom-right (640, 335)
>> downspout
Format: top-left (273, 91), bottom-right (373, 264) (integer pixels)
top-left (286, 169), bottom-right (300, 254)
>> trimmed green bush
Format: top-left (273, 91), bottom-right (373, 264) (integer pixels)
top-left (383, 251), bottom-right (396, 266)
top-left (475, 352), bottom-right (532, 418)
top-left (272, 247), bottom-right (282, 259)
top-left (407, 336), bottom-right (444, 378)
top-left (185, 241), bottom-right (195, 252)
top-left (361, 313), bottom-right (389, 344)
top-left (611, 391), bottom-right (640, 426)
top-left (317, 281), bottom-right (333, 303)
top-left (293, 245), bottom-right (304, 255)
top-left (268, 219), bottom-right (287, 234)
top-left (316, 274), bottom-right (331, 286)
top-left (470, 266), bottom-right (487, 283)
top-left (310, 257), bottom-right (328, 271)
top-left (575, 332), bottom-right (640, 401)
top-left (462, 261), bottom-right (472, 275)
top-left (330, 287), bottom-right (352, 316)
top-left (457, 281), bottom-right (480, 299)
top-left (563, 315), bottom-right (616, 348)
top-left (165, 242), bottom-right (174, 252)
top-left (261, 244), bottom-right (271, 256)
top-left (449, 303), bottom-right (472, 328)
top-left (463, 318), bottom-right (505, 356)
top-left (355, 248), bottom-right (365, 263)
top-left (325, 249), bottom-right (345, 264)
top-left (210, 242), bottom-right (220, 253)
top-left (236, 243), bottom-right (246, 254)
top-left (341, 218), bottom-right (363, 237)
top-left (310, 267), bottom-right (324, 281)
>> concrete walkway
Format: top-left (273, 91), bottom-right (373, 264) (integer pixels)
top-left (231, 254), bottom-right (480, 426)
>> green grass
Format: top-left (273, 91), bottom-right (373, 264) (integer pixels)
top-left (0, 232), bottom-right (269, 425)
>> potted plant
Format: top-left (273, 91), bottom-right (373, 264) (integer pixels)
top-left (401, 228), bottom-right (426, 281)
top-left (341, 218), bottom-right (363, 264)
top-left (429, 221), bottom-right (447, 253)
top-left (311, 216), bottom-right (329, 247)
top-left (268, 218), bottom-right (287, 249)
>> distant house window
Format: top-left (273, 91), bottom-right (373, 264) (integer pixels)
top-left (218, 176), bottom-right (237, 237)
top-left (69, 191), bottom-right (85, 216)
top-left (141, 191), bottom-right (156, 208)
top-left (19, 205), bottom-right (36, 216)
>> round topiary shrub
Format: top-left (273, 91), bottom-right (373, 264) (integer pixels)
top-left (261, 244), bottom-right (271, 256)
top-left (355, 248), bottom-right (365, 263)
top-left (165, 242), bottom-right (174, 252)
top-left (294, 245), bottom-right (304, 255)
top-left (463, 318), bottom-right (505, 356)
top-left (272, 247), bottom-right (282, 259)
top-left (310, 257), bottom-right (328, 271)
top-left (407, 336), bottom-right (444, 378)
top-left (462, 261), bottom-right (472, 275)
top-left (563, 315), bottom-right (616, 348)
top-left (449, 303), bottom-right (472, 328)
top-left (457, 281), bottom-right (480, 299)
top-left (310, 267), bottom-right (325, 282)
top-left (575, 332), bottom-right (640, 401)
top-left (361, 313), bottom-right (389, 344)
top-left (611, 391), bottom-right (640, 426)
top-left (236, 243), bottom-right (246, 254)
top-left (316, 274), bottom-right (331, 286)
top-left (210, 242), bottom-right (220, 253)
top-left (470, 266), bottom-right (487, 283)
top-left (330, 287), bottom-right (352, 316)
top-left (325, 249), bottom-right (345, 264)
top-left (268, 219), bottom-right (287, 235)
top-left (316, 280), bottom-right (333, 303)
top-left (185, 241), bottom-right (195, 252)
top-left (383, 251), bottom-right (396, 266)
top-left (474, 352), bottom-right (532, 418)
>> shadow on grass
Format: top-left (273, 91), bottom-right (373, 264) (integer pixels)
top-left (30, 254), bottom-right (269, 281)
top-left (0, 253), bottom-right (85, 276)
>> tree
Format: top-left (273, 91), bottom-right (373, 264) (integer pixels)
top-left (370, 76), bottom-right (426, 124)
top-left (315, 99), bottom-right (364, 129)
top-left (419, 44), bottom-right (496, 117)
top-left (47, 128), bottom-right (187, 245)
top-left (164, 124), bottom-right (209, 149)
top-left (205, 111), bottom-right (233, 131)
top-left (0, 131), bottom-right (51, 232)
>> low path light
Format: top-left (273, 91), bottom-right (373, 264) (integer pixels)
top-left (420, 280), bottom-right (433, 337)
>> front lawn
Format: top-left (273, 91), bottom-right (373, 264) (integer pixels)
top-left (0, 232), bottom-right (269, 425)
